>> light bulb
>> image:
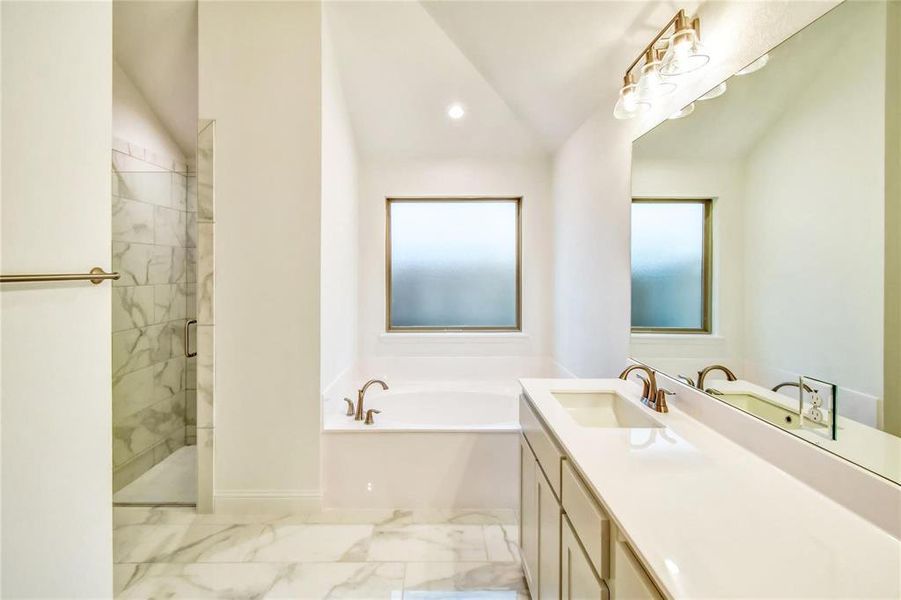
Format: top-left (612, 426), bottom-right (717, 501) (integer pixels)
top-left (697, 81), bottom-right (727, 101)
top-left (660, 17), bottom-right (710, 76)
top-left (613, 79), bottom-right (650, 120)
top-left (637, 56), bottom-right (677, 101)
top-left (736, 53), bottom-right (769, 76)
top-left (668, 102), bottom-right (695, 120)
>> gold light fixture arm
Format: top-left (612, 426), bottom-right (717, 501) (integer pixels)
top-left (623, 9), bottom-right (697, 77)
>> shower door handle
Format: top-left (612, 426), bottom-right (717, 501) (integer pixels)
top-left (184, 319), bottom-right (197, 358)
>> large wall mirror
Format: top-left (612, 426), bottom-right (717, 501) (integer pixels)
top-left (631, 0), bottom-right (900, 484)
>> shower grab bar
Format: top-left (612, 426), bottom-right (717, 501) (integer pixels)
top-left (184, 319), bottom-right (197, 358)
top-left (0, 267), bottom-right (120, 285)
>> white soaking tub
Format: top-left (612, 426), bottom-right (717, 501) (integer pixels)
top-left (321, 380), bottom-right (520, 509)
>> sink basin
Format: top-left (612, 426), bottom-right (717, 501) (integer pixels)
top-left (552, 391), bottom-right (664, 429)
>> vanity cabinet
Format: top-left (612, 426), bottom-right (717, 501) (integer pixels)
top-left (520, 394), bottom-right (662, 600)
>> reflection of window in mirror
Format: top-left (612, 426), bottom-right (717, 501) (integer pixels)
top-left (631, 198), bottom-right (711, 333)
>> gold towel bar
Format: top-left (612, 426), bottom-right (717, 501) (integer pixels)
top-left (0, 267), bottom-right (120, 285)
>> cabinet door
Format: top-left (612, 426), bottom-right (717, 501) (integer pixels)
top-left (612, 540), bottom-right (662, 600)
top-left (520, 436), bottom-right (539, 598)
top-left (562, 517), bottom-right (609, 600)
top-left (538, 464), bottom-right (561, 600)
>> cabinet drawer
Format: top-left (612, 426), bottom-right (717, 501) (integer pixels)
top-left (562, 460), bottom-right (610, 579)
top-left (520, 394), bottom-right (564, 498)
top-left (613, 539), bottom-right (662, 600)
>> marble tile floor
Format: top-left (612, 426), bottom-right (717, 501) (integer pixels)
top-left (114, 507), bottom-right (527, 599)
top-left (114, 446), bottom-right (197, 506)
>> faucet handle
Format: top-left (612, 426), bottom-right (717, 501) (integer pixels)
top-left (364, 409), bottom-right (381, 425)
top-left (652, 388), bottom-right (674, 413)
top-left (343, 398), bottom-right (354, 416)
top-left (634, 373), bottom-right (651, 401)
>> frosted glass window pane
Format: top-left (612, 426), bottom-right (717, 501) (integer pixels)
top-left (631, 202), bottom-right (707, 330)
top-left (389, 200), bottom-right (518, 329)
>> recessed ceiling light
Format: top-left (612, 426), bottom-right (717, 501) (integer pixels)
top-left (447, 103), bottom-right (465, 120)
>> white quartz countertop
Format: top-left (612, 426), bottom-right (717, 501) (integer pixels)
top-left (519, 378), bottom-right (901, 599)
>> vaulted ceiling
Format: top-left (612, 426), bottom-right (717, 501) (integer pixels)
top-left (113, 0), bottom-right (197, 158)
top-left (327, 1), bottom-right (678, 159)
top-left (114, 1), bottom-right (686, 161)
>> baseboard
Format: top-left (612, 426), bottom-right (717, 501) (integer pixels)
top-left (213, 489), bottom-right (322, 514)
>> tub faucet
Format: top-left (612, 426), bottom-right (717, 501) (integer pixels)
top-left (618, 365), bottom-right (666, 412)
top-left (696, 364), bottom-right (737, 390)
top-left (356, 379), bottom-right (388, 421)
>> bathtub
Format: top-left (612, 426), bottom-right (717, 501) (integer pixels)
top-left (321, 380), bottom-right (521, 509)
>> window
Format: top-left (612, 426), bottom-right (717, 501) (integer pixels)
top-left (631, 198), bottom-right (711, 333)
top-left (386, 197), bottom-right (521, 331)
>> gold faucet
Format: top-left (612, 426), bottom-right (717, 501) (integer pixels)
top-left (696, 364), bottom-right (737, 390)
top-left (618, 365), bottom-right (669, 412)
top-left (355, 379), bottom-right (388, 421)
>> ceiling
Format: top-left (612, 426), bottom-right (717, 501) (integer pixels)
top-left (326, 1), bottom-right (678, 159)
top-left (112, 1), bottom-right (694, 161)
top-left (113, 0), bottom-right (197, 158)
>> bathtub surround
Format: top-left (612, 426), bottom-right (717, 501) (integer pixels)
top-left (321, 357), bottom-right (567, 510)
top-left (111, 138), bottom-right (196, 493)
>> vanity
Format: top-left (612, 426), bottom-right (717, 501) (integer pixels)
top-left (516, 378), bottom-right (900, 599)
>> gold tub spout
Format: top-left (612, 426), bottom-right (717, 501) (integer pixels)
top-left (356, 379), bottom-right (388, 421)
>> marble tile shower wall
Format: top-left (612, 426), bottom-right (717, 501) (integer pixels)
top-left (111, 139), bottom-right (198, 492)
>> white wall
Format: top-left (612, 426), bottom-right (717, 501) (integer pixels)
top-left (552, 111), bottom-right (632, 377)
top-left (630, 159), bottom-right (746, 379)
top-left (741, 0), bottom-right (886, 418)
top-left (1, 1), bottom-right (113, 596)
top-left (551, 0), bottom-right (840, 379)
top-left (357, 157), bottom-right (553, 364)
top-left (320, 18), bottom-right (359, 392)
top-left (198, 1), bottom-right (322, 508)
top-left (113, 61), bottom-right (185, 165)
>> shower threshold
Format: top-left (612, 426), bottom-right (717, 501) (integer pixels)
top-left (113, 445), bottom-right (197, 507)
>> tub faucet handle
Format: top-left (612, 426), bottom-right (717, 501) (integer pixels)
top-left (343, 398), bottom-right (355, 416)
top-left (364, 409), bottom-right (381, 425)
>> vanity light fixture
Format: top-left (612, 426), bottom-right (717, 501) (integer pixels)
top-left (736, 53), bottom-right (769, 76)
top-left (613, 9), bottom-right (712, 120)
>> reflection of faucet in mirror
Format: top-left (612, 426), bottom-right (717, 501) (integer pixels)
top-left (355, 379), bottom-right (388, 421)
top-left (697, 364), bottom-right (737, 390)
top-left (619, 365), bottom-right (657, 405)
top-left (772, 381), bottom-right (816, 394)
top-left (677, 374), bottom-right (696, 387)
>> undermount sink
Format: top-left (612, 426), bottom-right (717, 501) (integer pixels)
top-left (552, 391), bottom-right (664, 429)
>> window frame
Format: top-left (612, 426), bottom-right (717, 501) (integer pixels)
top-left (630, 197), bottom-right (713, 335)
top-left (385, 196), bottom-right (523, 333)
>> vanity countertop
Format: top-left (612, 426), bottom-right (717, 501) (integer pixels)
top-left (519, 378), bottom-right (901, 599)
